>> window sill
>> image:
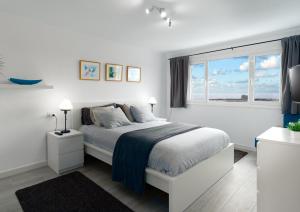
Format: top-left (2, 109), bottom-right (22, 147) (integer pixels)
top-left (187, 101), bottom-right (281, 110)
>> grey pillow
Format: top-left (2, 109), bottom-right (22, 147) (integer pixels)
top-left (82, 104), bottom-right (115, 125)
top-left (130, 106), bottom-right (156, 123)
top-left (91, 106), bottom-right (114, 126)
top-left (95, 108), bottom-right (131, 129)
top-left (119, 104), bottom-right (134, 122)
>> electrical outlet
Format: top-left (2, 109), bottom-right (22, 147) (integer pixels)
top-left (46, 113), bottom-right (56, 118)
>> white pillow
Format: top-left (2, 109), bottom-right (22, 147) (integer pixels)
top-left (95, 108), bottom-right (131, 129)
top-left (91, 106), bottom-right (114, 126)
top-left (130, 106), bottom-right (156, 123)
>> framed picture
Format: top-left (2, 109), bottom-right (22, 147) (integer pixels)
top-left (105, 63), bottom-right (123, 81)
top-left (127, 66), bottom-right (141, 82)
top-left (79, 60), bottom-right (101, 80)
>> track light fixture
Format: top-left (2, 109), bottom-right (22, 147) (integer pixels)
top-left (145, 6), bottom-right (172, 28)
top-left (160, 10), bottom-right (167, 18)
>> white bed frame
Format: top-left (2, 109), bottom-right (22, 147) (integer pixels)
top-left (85, 142), bottom-right (234, 212)
top-left (72, 101), bottom-right (234, 212)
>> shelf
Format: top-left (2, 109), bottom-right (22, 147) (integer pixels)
top-left (0, 83), bottom-right (53, 89)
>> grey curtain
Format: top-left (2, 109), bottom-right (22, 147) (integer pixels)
top-left (281, 35), bottom-right (300, 114)
top-left (170, 56), bottom-right (189, 108)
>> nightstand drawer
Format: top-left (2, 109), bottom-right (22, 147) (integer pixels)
top-left (59, 150), bottom-right (84, 171)
top-left (59, 135), bottom-right (83, 154)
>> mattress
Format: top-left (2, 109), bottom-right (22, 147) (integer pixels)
top-left (80, 120), bottom-right (230, 177)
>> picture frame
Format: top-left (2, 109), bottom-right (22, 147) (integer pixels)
top-left (105, 63), bottom-right (123, 81)
top-left (79, 60), bottom-right (101, 81)
top-left (126, 66), bottom-right (141, 82)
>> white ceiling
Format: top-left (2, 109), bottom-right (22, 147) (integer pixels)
top-left (1, 0), bottom-right (300, 52)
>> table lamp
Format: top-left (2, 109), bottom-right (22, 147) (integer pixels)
top-left (59, 99), bottom-right (73, 133)
top-left (148, 97), bottom-right (157, 113)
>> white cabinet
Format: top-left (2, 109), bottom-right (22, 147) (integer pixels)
top-left (257, 127), bottom-right (300, 212)
top-left (47, 130), bottom-right (84, 174)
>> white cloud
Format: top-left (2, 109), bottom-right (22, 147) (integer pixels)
top-left (239, 62), bottom-right (249, 71)
top-left (208, 79), bottom-right (218, 87)
top-left (212, 69), bottom-right (226, 76)
top-left (260, 56), bottom-right (280, 69)
top-left (256, 71), bottom-right (278, 78)
top-left (226, 82), bottom-right (235, 88)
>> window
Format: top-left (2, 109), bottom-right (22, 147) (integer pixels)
top-left (254, 54), bottom-right (281, 102)
top-left (208, 56), bottom-right (249, 102)
top-left (190, 64), bottom-right (205, 101)
top-left (188, 53), bottom-right (281, 106)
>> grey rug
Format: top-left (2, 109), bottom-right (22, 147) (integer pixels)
top-left (16, 171), bottom-right (133, 212)
top-left (234, 149), bottom-right (248, 163)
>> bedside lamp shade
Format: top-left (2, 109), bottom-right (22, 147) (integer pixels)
top-left (59, 99), bottom-right (73, 111)
top-left (148, 97), bottom-right (157, 105)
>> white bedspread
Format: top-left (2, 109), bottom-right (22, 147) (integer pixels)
top-left (80, 120), bottom-right (230, 177)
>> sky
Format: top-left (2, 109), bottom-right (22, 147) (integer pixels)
top-left (254, 55), bottom-right (281, 99)
top-left (191, 54), bottom-right (281, 100)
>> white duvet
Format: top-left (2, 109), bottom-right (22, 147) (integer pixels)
top-left (80, 120), bottom-right (230, 177)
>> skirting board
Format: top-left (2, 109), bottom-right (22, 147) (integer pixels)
top-left (0, 160), bottom-right (47, 180)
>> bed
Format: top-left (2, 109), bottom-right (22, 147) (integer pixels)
top-left (72, 102), bottom-right (234, 212)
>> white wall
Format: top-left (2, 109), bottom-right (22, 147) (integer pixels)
top-left (0, 13), bottom-right (165, 176)
top-left (165, 27), bottom-right (300, 151)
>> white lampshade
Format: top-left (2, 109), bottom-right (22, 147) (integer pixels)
top-left (59, 99), bottom-right (73, 111)
top-left (148, 97), bottom-right (157, 105)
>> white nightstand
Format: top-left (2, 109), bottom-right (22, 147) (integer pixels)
top-left (47, 129), bottom-right (84, 174)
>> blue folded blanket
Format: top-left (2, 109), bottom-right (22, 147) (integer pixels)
top-left (112, 122), bottom-right (200, 193)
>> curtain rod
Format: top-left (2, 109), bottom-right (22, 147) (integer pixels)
top-left (168, 38), bottom-right (282, 60)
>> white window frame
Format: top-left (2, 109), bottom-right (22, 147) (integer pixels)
top-left (188, 49), bottom-right (281, 109)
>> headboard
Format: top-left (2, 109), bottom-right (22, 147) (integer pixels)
top-left (71, 100), bottom-right (147, 130)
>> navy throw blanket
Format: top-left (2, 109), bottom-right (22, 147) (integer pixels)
top-left (112, 123), bottom-right (200, 193)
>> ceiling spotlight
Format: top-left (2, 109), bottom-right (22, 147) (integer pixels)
top-left (145, 6), bottom-right (174, 28)
top-left (165, 17), bottom-right (172, 28)
top-left (160, 10), bottom-right (167, 18)
top-left (168, 19), bottom-right (172, 28)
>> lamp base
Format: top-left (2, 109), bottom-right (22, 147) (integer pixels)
top-left (150, 104), bottom-right (154, 113)
top-left (61, 129), bottom-right (71, 134)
